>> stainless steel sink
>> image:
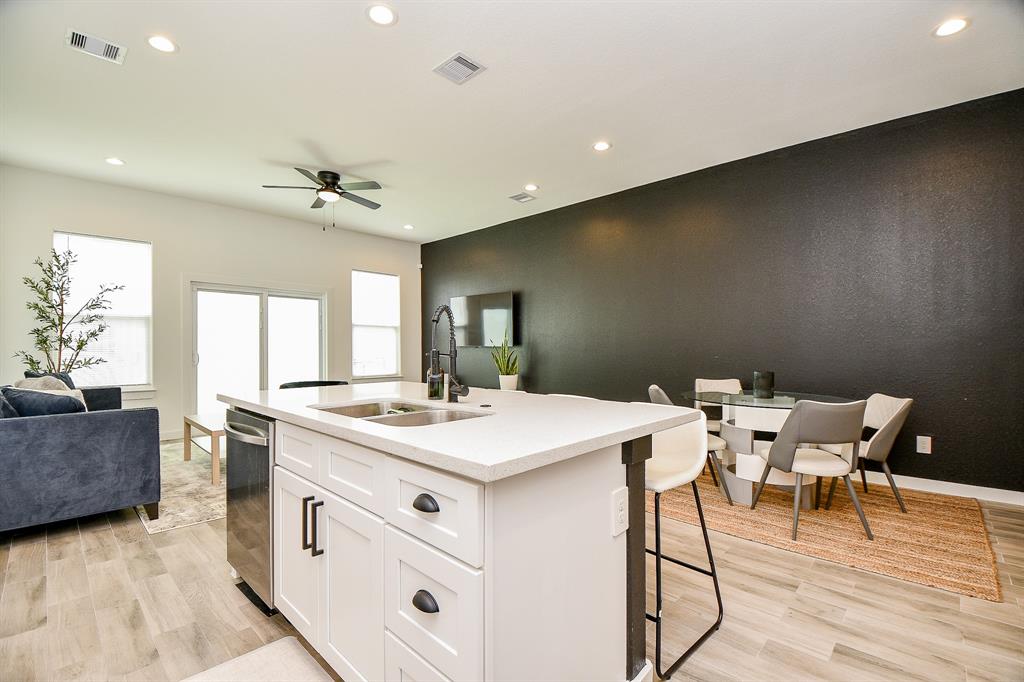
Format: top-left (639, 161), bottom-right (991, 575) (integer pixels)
top-left (314, 401), bottom-right (426, 418)
top-left (364, 409), bottom-right (486, 427)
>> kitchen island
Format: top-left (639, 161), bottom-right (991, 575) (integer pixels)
top-left (219, 381), bottom-right (700, 682)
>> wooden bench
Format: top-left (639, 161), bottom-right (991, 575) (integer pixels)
top-left (183, 413), bottom-right (226, 485)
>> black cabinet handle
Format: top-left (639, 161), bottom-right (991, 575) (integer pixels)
top-left (412, 493), bottom-right (440, 514)
top-left (412, 589), bottom-right (440, 614)
top-left (310, 500), bottom-right (324, 557)
top-left (301, 496), bottom-right (314, 550)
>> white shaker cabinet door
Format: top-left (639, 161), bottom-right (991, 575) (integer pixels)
top-left (318, 489), bottom-right (386, 682)
top-left (273, 466), bottom-right (321, 646)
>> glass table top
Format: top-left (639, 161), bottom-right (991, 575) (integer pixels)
top-left (680, 390), bottom-right (853, 409)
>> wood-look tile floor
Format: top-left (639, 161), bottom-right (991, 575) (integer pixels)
top-left (644, 498), bottom-right (1024, 681)
top-left (0, 499), bottom-right (1020, 681)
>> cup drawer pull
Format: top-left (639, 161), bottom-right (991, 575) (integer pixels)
top-left (412, 493), bottom-right (440, 514)
top-left (412, 589), bottom-right (440, 614)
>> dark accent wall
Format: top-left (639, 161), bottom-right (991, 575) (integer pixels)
top-left (421, 90), bottom-right (1024, 491)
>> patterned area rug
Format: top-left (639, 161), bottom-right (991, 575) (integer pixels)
top-left (135, 439), bottom-right (226, 533)
top-left (649, 473), bottom-right (1002, 601)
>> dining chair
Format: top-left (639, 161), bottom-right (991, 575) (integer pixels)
top-left (632, 405), bottom-right (723, 679)
top-left (819, 394), bottom-right (913, 512)
top-left (694, 378), bottom-right (742, 433)
top-left (279, 380), bottom-right (349, 389)
top-left (649, 385), bottom-right (733, 505)
top-left (750, 400), bottom-right (872, 541)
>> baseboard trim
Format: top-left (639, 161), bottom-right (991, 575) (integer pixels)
top-left (160, 429), bottom-right (184, 441)
top-left (865, 470), bottom-right (1024, 506)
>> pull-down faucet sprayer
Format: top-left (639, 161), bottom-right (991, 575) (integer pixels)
top-left (427, 304), bottom-right (469, 402)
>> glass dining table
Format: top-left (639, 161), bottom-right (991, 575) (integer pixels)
top-left (680, 389), bottom-right (856, 506)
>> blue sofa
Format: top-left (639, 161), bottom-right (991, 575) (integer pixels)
top-left (0, 387), bottom-right (160, 533)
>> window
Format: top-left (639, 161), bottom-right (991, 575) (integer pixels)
top-left (53, 232), bottom-right (152, 387)
top-left (351, 270), bottom-right (400, 377)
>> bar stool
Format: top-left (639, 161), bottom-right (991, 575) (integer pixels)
top-left (649, 385), bottom-right (733, 505)
top-left (635, 404), bottom-right (724, 679)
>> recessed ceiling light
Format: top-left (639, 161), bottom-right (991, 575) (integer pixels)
top-left (403, 224), bottom-right (415, 231)
top-left (147, 35), bottom-right (177, 53)
top-left (523, 183), bottom-right (539, 192)
top-left (367, 5), bottom-right (397, 26)
top-left (105, 157), bottom-right (125, 166)
top-left (934, 18), bottom-right (968, 37)
top-left (592, 141), bottom-right (612, 152)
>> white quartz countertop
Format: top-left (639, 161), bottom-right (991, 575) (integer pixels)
top-left (218, 382), bottom-right (700, 482)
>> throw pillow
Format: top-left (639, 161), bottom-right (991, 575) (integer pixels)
top-left (0, 391), bottom-right (18, 418)
top-left (15, 376), bottom-right (72, 391)
top-left (23, 370), bottom-right (75, 389)
top-left (1, 387), bottom-right (87, 416)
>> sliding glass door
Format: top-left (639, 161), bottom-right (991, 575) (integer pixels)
top-left (192, 284), bottom-right (325, 416)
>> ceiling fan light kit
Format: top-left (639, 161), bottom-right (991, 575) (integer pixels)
top-left (262, 167), bottom-right (382, 211)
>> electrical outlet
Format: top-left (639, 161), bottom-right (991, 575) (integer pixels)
top-left (611, 486), bottom-right (629, 536)
top-left (916, 435), bottom-right (933, 454)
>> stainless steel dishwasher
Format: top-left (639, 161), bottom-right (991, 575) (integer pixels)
top-left (225, 407), bottom-right (276, 614)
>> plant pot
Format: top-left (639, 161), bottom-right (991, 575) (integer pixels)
top-left (498, 374), bottom-right (519, 391)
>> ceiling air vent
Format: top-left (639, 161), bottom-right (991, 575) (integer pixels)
top-left (509, 192), bottom-right (536, 204)
top-left (433, 52), bottom-right (485, 85)
top-left (65, 29), bottom-right (126, 65)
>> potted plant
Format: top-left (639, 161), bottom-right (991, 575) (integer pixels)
top-left (14, 248), bottom-right (123, 376)
top-left (490, 332), bottom-right (520, 390)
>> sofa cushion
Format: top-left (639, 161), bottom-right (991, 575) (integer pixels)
top-left (16, 376), bottom-right (72, 391)
top-left (23, 370), bottom-right (75, 388)
top-left (1, 387), bottom-right (87, 416)
top-left (0, 391), bottom-right (18, 418)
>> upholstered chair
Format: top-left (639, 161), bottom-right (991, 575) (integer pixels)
top-left (751, 400), bottom-right (872, 541)
top-left (693, 378), bottom-right (742, 433)
top-left (820, 394), bottom-right (913, 512)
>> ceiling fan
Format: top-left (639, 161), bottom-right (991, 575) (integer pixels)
top-left (262, 167), bottom-right (382, 210)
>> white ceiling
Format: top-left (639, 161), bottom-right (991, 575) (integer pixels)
top-left (2, 1), bottom-right (1022, 244)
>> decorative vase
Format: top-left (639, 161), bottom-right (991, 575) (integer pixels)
top-left (753, 370), bottom-right (775, 398)
top-left (498, 374), bottom-right (519, 391)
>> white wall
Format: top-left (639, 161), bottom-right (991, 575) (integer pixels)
top-left (0, 164), bottom-right (422, 437)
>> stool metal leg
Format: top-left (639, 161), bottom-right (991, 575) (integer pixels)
top-left (825, 476), bottom-right (838, 510)
top-left (645, 484), bottom-right (724, 679)
top-left (750, 464), bottom-right (771, 509)
top-left (707, 451), bottom-right (733, 506)
top-left (705, 454), bottom-right (719, 486)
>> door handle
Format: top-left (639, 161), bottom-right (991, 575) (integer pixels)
top-left (412, 589), bottom-right (440, 614)
top-left (310, 500), bottom-right (324, 557)
top-left (301, 496), bottom-right (314, 550)
top-left (412, 493), bottom-right (440, 514)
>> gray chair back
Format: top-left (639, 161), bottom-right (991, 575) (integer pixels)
top-left (862, 394), bottom-right (913, 462)
top-left (648, 384), bottom-right (674, 406)
top-left (768, 400), bottom-right (866, 473)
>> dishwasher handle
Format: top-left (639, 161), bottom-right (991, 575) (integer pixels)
top-left (224, 422), bottom-right (270, 447)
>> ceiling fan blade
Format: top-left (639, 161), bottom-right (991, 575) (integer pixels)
top-left (338, 181), bottom-right (382, 191)
top-left (262, 185), bottom-right (317, 189)
top-left (340, 192), bottom-right (381, 210)
top-left (311, 197), bottom-right (326, 209)
top-left (295, 167), bottom-right (323, 185)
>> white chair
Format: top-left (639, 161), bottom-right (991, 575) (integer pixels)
top-left (649, 385), bottom-right (733, 505)
top-left (694, 378), bottom-right (742, 433)
top-left (820, 393), bottom-right (913, 513)
top-left (751, 400), bottom-right (873, 541)
top-left (636, 408), bottom-right (723, 679)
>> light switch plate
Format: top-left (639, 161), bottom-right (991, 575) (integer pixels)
top-left (611, 486), bottom-right (629, 536)
top-left (916, 435), bottom-right (933, 454)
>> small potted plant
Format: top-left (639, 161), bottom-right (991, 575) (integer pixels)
top-left (491, 332), bottom-right (519, 390)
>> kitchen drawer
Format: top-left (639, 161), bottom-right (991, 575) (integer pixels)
top-left (276, 422), bottom-right (320, 480)
top-left (384, 457), bottom-right (484, 567)
top-left (385, 630), bottom-right (452, 682)
top-left (385, 527), bottom-right (483, 682)
top-left (319, 435), bottom-right (387, 516)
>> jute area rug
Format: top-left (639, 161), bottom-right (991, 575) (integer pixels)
top-left (648, 473), bottom-right (1001, 601)
top-left (135, 439), bottom-right (226, 533)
